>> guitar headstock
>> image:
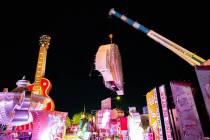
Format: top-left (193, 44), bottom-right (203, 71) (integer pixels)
top-left (39, 35), bottom-right (51, 49)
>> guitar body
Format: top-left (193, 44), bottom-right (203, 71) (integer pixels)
top-left (28, 78), bottom-right (55, 111)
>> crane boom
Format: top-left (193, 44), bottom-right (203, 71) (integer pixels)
top-left (109, 8), bottom-right (206, 66)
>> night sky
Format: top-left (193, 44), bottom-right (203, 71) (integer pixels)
top-left (0, 1), bottom-right (209, 117)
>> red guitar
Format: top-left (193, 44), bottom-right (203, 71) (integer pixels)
top-left (28, 35), bottom-right (55, 111)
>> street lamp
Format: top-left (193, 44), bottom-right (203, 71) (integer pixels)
top-left (116, 95), bottom-right (121, 101)
top-left (112, 95), bottom-right (122, 109)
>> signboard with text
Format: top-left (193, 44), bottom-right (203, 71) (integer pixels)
top-left (31, 110), bottom-right (68, 140)
top-left (159, 85), bottom-right (173, 140)
top-left (146, 88), bottom-right (163, 140)
top-left (195, 66), bottom-right (210, 119)
top-left (170, 81), bottom-right (204, 140)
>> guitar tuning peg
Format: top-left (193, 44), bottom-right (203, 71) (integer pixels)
top-left (109, 34), bottom-right (113, 44)
top-left (22, 75), bottom-right (26, 80)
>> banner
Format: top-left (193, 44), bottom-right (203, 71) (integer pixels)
top-left (195, 66), bottom-right (210, 119)
top-left (159, 85), bottom-right (173, 140)
top-left (170, 81), bottom-right (204, 140)
top-left (146, 88), bottom-right (163, 140)
top-left (120, 117), bottom-right (128, 130)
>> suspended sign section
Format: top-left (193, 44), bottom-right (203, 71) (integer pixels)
top-left (95, 43), bottom-right (124, 95)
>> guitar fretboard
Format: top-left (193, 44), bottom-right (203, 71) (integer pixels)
top-left (33, 45), bottom-right (48, 93)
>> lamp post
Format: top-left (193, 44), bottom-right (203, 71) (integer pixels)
top-left (116, 96), bottom-right (121, 101)
top-left (112, 95), bottom-right (122, 109)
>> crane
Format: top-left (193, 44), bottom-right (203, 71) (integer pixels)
top-left (109, 8), bottom-right (208, 66)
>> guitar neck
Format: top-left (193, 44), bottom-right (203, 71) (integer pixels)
top-left (33, 35), bottom-right (51, 92)
top-left (34, 46), bottom-right (47, 86)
